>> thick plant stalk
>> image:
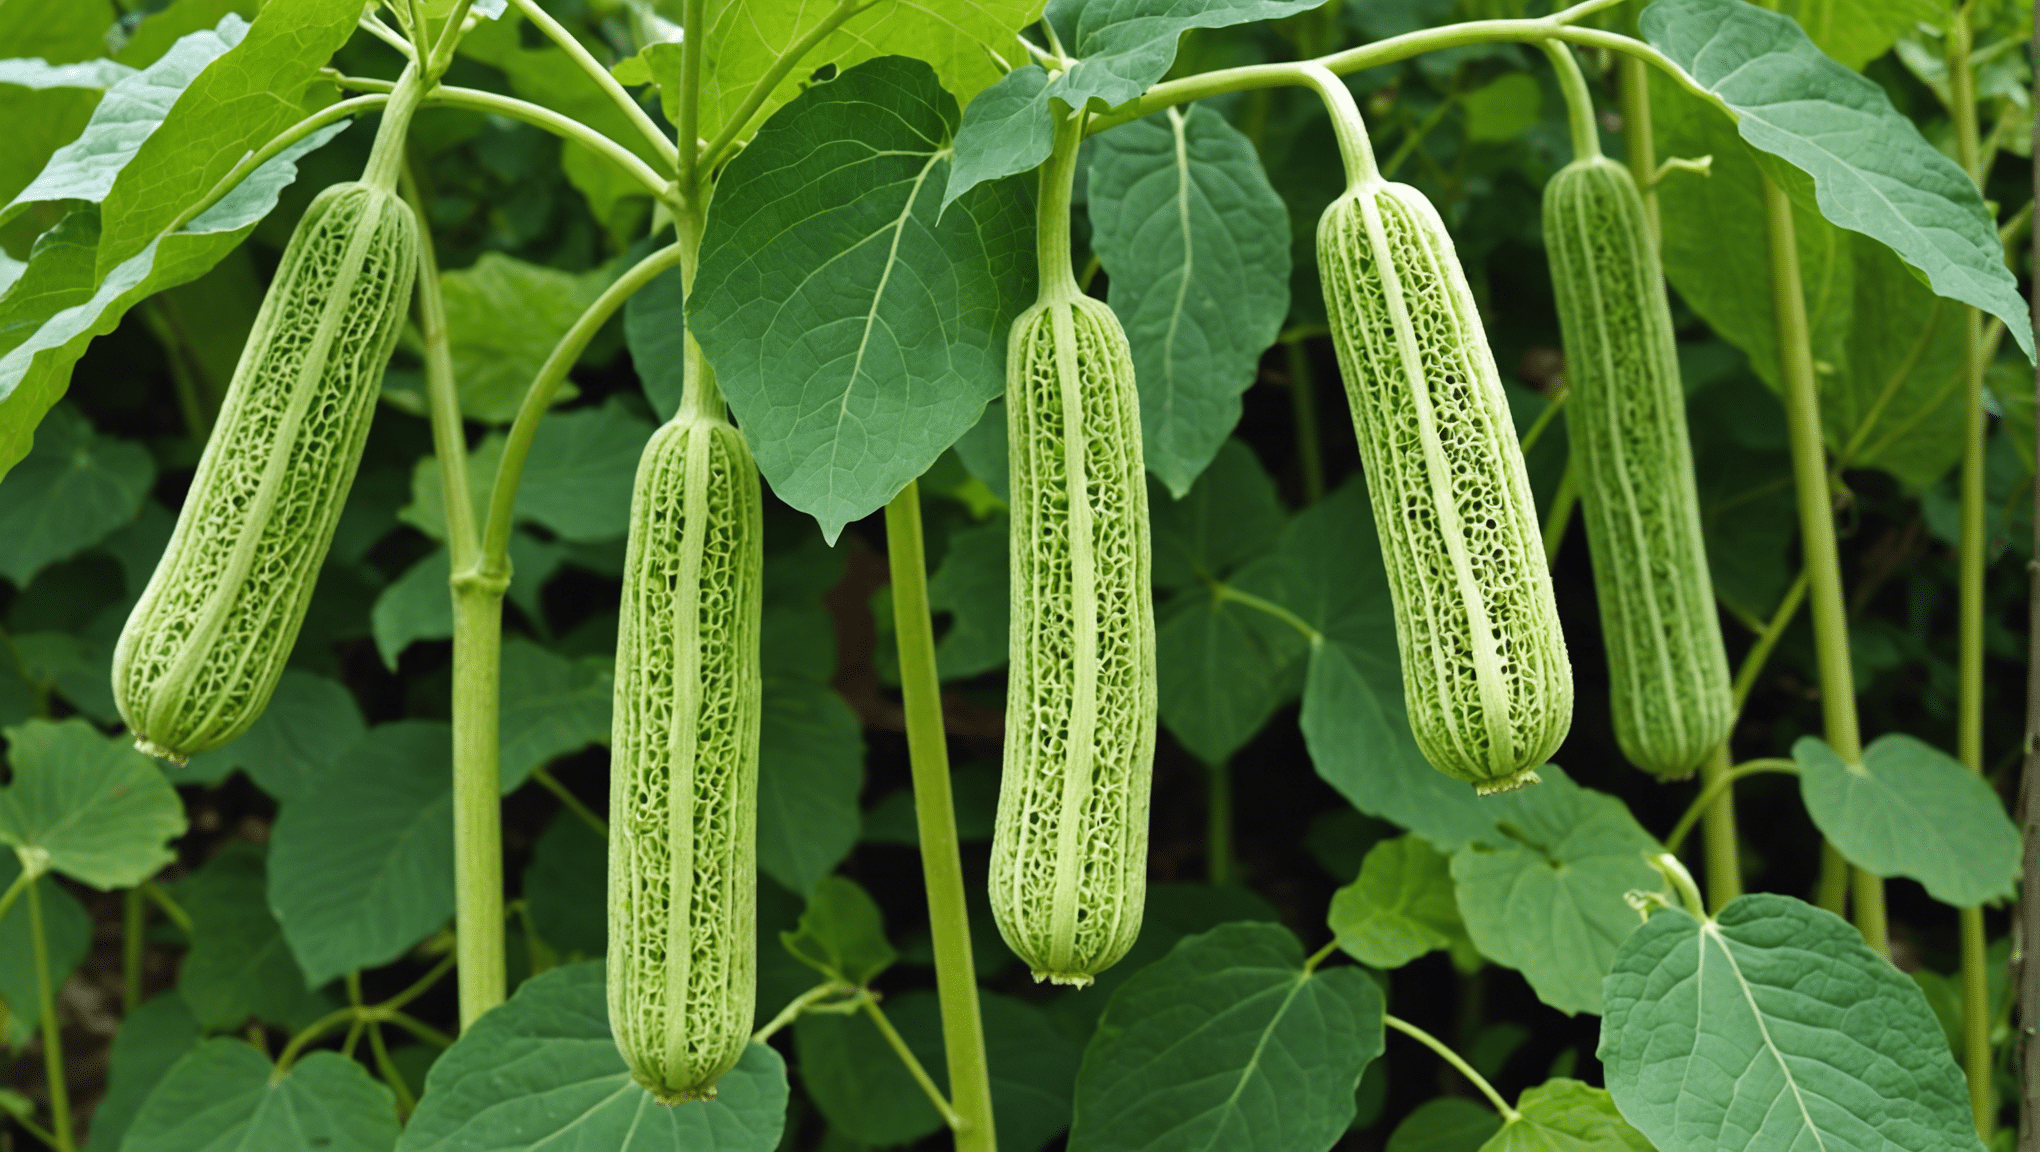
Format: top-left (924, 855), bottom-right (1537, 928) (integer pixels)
top-left (1949, 11), bottom-right (1997, 1136)
top-left (114, 108), bottom-right (421, 763)
top-left (606, 342), bottom-right (763, 1103)
top-left (990, 107), bottom-right (1158, 987)
top-left (1759, 177), bottom-right (1885, 954)
top-left (885, 481), bottom-right (998, 1150)
top-left (2022, 18), bottom-right (2040, 1149)
top-left (1543, 149), bottom-right (1731, 778)
top-left (1310, 65), bottom-right (1571, 793)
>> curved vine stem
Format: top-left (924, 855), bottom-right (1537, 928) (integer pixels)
top-left (505, 0), bottom-right (678, 174)
top-left (698, 0), bottom-right (874, 173)
top-left (1539, 40), bottom-right (1600, 162)
top-left (1664, 759), bottom-right (1797, 853)
top-left (885, 481), bottom-right (998, 1152)
top-left (1083, 5), bottom-right (1707, 139)
top-left (166, 94), bottom-right (392, 234)
top-left (481, 241), bottom-right (689, 570)
top-left (1385, 1015), bottom-right (1520, 1122)
top-left (27, 878), bottom-right (73, 1152)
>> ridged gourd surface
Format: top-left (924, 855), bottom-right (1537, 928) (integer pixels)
top-left (606, 414), bottom-right (762, 1104)
top-left (1545, 157), bottom-right (1731, 778)
top-left (1318, 181), bottom-right (1571, 794)
top-left (113, 182), bottom-right (417, 764)
top-left (991, 293), bottom-right (1156, 986)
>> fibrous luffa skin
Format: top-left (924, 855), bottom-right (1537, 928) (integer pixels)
top-left (1544, 157), bottom-right (1730, 779)
top-left (606, 409), bottom-right (762, 1104)
top-left (1318, 180), bottom-right (1572, 794)
top-left (114, 182), bottom-right (418, 765)
top-left (990, 288), bottom-right (1157, 987)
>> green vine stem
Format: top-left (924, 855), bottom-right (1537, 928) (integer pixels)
top-left (863, 996), bottom-right (964, 1130)
top-left (124, 888), bottom-right (145, 1011)
top-left (1692, 748), bottom-right (1742, 910)
top-left (1730, 570), bottom-right (1809, 716)
top-left (699, 0), bottom-right (869, 172)
top-left (1542, 460), bottom-right (1578, 567)
top-left (2021, 9), bottom-right (2040, 1143)
top-left (1663, 759), bottom-right (1797, 854)
top-left (1758, 174), bottom-right (1886, 954)
top-left (1539, 40), bottom-right (1599, 161)
top-left (1385, 1015), bottom-right (1521, 1122)
top-left (884, 480), bottom-right (997, 1152)
top-left (505, 0), bottom-right (678, 173)
top-left (28, 876), bottom-right (74, 1151)
top-left (1619, 55), bottom-right (1661, 242)
top-left (1947, 7), bottom-right (1995, 1135)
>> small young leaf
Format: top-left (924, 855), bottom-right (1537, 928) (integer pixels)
top-left (1599, 894), bottom-right (1983, 1152)
top-left (174, 844), bottom-right (331, 1031)
top-left (0, 717), bottom-right (184, 888)
top-left (1328, 835), bottom-right (1467, 970)
top-left (370, 549), bottom-right (452, 670)
top-left (782, 876), bottom-right (896, 988)
top-left (124, 1042), bottom-right (397, 1152)
top-left (927, 513), bottom-right (1009, 678)
top-left (396, 962), bottom-right (788, 1151)
top-left (498, 639), bottom-right (612, 792)
top-left (1481, 1079), bottom-right (1651, 1152)
top-left (1793, 733), bottom-right (2020, 907)
top-left (1067, 922), bottom-right (1385, 1151)
top-left (437, 253), bottom-right (608, 422)
top-left (1387, 1097), bottom-right (1503, 1152)
top-left (268, 722), bottom-right (457, 986)
top-left (517, 399), bottom-right (656, 543)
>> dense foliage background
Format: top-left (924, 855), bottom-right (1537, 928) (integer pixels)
top-left (0, 0), bottom-right (2033, 1148)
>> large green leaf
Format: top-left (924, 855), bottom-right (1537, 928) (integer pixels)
top-left (0, 718), bottom-right (184, 888)
top-left (927, 512), bottom-right (1010, 679)
top-left (1780, 0), bottom-right (1942, 69)
top-left (0, 116), bottom-right (346, 483)
top-left (1148, 439), bottom-right (1284, 593)
top-left (267, 722), bottom-right (458, 986)
top-left (1088, 107), bottom-right (1290, 495)
top-left (0, 404), bottom-right (153, 587)
top-left (173, 843), bottom-right (331, 1031)
top-left (1451, 767), bottom-right (1663, 1016)
top-left (1599, 894), bottom-right (1983, 1152)
top-left (1481, 1080), bottom-right (1652, 1152)
top-left (1641, 0), bottom-right (2033, 359)
top-left (1329, 834), bottom-right (1470, 970)
top-left (1067, 922), bottom-right (1385, 1151)
top-left (175, 670), bottom-right (365, 801)
top-left (1, 19), bottom-right (241, 222)
top-left (1053, 883), bottom-right (1281, 1033)
top-left (85, 992), bottom-right (201, 1152)
top-left (517, 399), bottom-right (656, 543)
top-left (1652, 76), bottom-right (1968, 489)
top-left (123, 1042), bottom-right (398, 1152)
top-left (396, 962), bottom-right (789, 1151)
top-left (435, 253), bottom-right (609, 423)
top-left (1793, 734), bottom-right (2020, 907)
top-left (757, 675), bottom-right (864, 897)
top-left (696, 0), bottom-right (1033, 160)
top-left (522, 811), bottom-right (606, 960)
top-left (691, 55), bottom-right (1037, 542)
top-left (1246, 481), bottom-right (1503, 851)
top-left (1388, 1097), bottom-right (1503, 1152)
top-left (96, 0), bottom-right (359, 269)
top-left (795, 990), bottom-right (947, 1147)
top-left (498, 638), bottom-right (611, 792)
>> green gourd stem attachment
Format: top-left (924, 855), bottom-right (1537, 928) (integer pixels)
top-left (362, 62), bottom-right (427, 193)
top-left (606, 344), bottom-right (764, 1103)
top-left (113, 180), bottom-right (419, 764)
top-left (1316, 167), bottom-right (1572, 794)
top-left (1543, 155), bottom-right (1731, 778)
top-left (989, 109), bottom-right (1158, 985)
top-left (1298, 63), bottom-right (1379, 191)
top-left (1539, 40), bottom-right (1602, 162)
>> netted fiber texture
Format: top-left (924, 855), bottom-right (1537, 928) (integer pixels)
top-left (1545, 158), bottom-right (1730, 778)
top-left (990, 292), bottom-right (1157, 986)
top-left (1318, 183), bottom-right (1571, 794)
top-left (606, 413), bottom-right (763, 1103)
top-left (113, 182), bottom-right (417, 765)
